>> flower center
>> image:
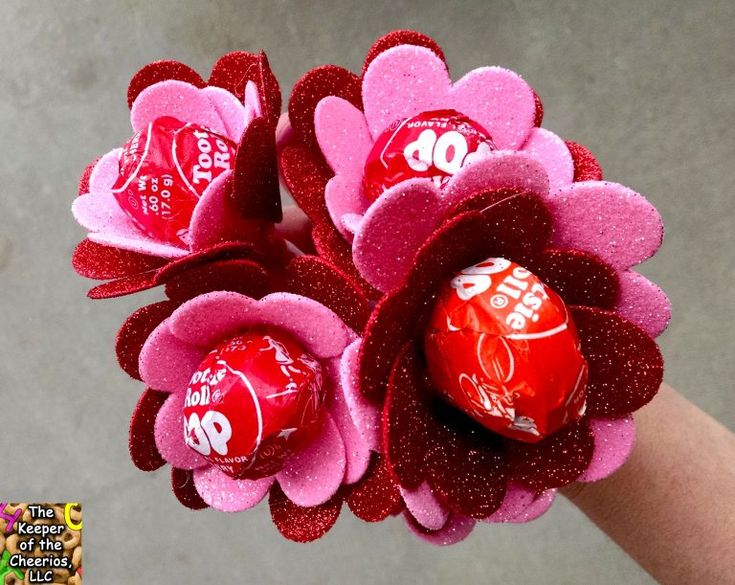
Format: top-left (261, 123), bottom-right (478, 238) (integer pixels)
top-left (362, 109), bottom-right (495, 200)
top-left (182, 329), bottom-right (324, 479)
top-left (423, 257), bottom-right (588, 443)
top-left (112, 116), bottom-right (236, 247)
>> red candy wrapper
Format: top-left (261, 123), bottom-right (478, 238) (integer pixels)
top-left (424, 257), bottom-right (588, 442)
top-left (363, 109), bottom-right (495, 200)
top-left (113, 116), bottom-right (236, 246)
top-left (183, 330), bottom-right (324, 479)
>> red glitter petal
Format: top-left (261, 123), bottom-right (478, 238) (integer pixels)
top-left (127, 60), bottom-right (205, 109)
top-left (360, 196), bottom-right (551, 400)
top-left (507, 419), bottom-right (594, 492)
top-left (346, 454), bottom-right (403, 522)
top-left (565, 140), bottom-right (603, 182)
top-left (312, 220), bottom-right (381, 299)
top-left (532, 88), bottom-right (544, 127)
top-left (72, 239), bottom-right (166, 280)
top-left (572, 305), bottom-right (664, 417)
top-left (129, 388), bottom-right (168, 471)
top-left (255, 51), bottom-right (282, 128)
top-left (87, 271), bottom-right (159, 299)
top-left (288, 65), bottom-right (362, 148)
top-left (232, 116), bottom-right (282, 222)
top-left (208, 51), bottom-right (260, 100)
top-left (382, 342), bottom-right (438, 489)
top-left (153, 242), bottom-right (260, 285)
top-left (410, 193), bottom-right (551, 296)
top-left (116, 301), bottom-right (176, 380)
top-left (171, 468), bottom-right (209, 510)
top-left (360, 287), bottom-right (424, 401)
top-left (527, 248), bottom-right (619, 310)
top-left (77, 158), bottom-right (98, 195)
top-left (269, 483), bottom-right (342, 543)
top-left (285, 255), bottom-right (370, 333)
top-left (164, 258), bottom-right (270, 303)
top-left (384, 343), bottom-right (507, 518)
top-left (209, 51), bottom-right (281, 127)
top-left (278, 139), bottom-right (333, 225)
top-left (362, 30), bottom-right (446, 76)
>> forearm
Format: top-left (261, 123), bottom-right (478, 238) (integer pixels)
top-left (563, 384), bottom-right (735, 584)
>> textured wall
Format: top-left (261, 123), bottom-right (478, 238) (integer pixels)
top-left (0, 1), bottom-right (732, 583)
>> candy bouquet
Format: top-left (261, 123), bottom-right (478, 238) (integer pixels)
top-left (72, 30), bottom-right (669, 544)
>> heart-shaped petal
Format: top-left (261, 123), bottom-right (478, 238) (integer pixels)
top-left (155, 392), bottom-right (208, 469)
top-left (577, 415), bottom-right (636, 482)
top-left (193, 466), bottom-right (274, 512)
top-left (168, 291), bottom-right (262, 348)
top-left (276, 414), bottom-right (346, 507)
top-left (202, 86), bottom-right (248, 141)
top-left (353, 179), bottom-right (444, 292)
top-left (362, 45), bottom-right (448, 139)
top-left (547, 181), bottom-right (664, 270)
top-left (616, 270), bottom-right (671, 338)
top-left (139, 319), bottom-right (208, 393)
top-left (130, 80), bottom-right (226, 135)
top-left (401, 482), bottom-right (449, 531)
top-left (520, 128), bottom-right (574, 191)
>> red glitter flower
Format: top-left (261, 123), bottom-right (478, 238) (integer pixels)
top-left (125, 254), bottom-right (386, 542)
top-left (72, 52), bottom-right (283, 299)
top-left (353, 190), bottom-right (664, 543)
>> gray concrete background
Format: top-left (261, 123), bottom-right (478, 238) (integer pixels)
top-left (0, 1), bottom-right (733, 583)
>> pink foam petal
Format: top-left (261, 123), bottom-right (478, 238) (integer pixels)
top-left (507, 489), bottom-right (557, 523)
top-left (276, 413), bottom-right (346, 507)
top-left (443, 150), bottom-right (549, 207)
top-left (243, 80), bottom-right (262, 128)
top-left (168, 291), bottom-right (263, 348)
top-left (73, 192), bottom-right (188, 259)
top-left (404, 511), bottom-right (476, 545)
top-left (353, 179), bottom-right (444, 292)
top-left (202, 86), bottom-right (248, 141)
top-left (342, 213), bottom-right (363, 234)
top-left (339, 340), bottom-right (380, 449)
top-left (616, 270), bottom-right (672, 338)
top-left (362, 45), bottom-right (449, 139)
top-left (130, 80), bottom-right (226, 136)
top-left (257, 293), bottom-right (354, 358)
top-left (154, 392), bottom-right (207, 469)
top-left (577, 415), bottom-right (636, 483)
top-left (139, 319), bottom-right (208, 393)
top-left (88, 148), bottom-right (122, 192)
top-left (325, 173), bottom-right (370, 240)
top-left (325, 358), bottom-right (372, 484)
top-left (188, 170), bottom-right (259, 251)
top-left (88, 231), bottom-right (188, 259)
top-left (72, 190), bottom-right (132, 233)
top-left (193, 466), bottom-right (274, 512)
top-left (315, 96), bottom-right (373, 176)
top-left (547, 181), bottom-right (664, 270)
top-left (519, 128), bottom-right (574, 191)
top-left (400, 482), bottom-right (449, 530)
top-left (449, 66), bottom-right (536, 150)
top-left (481, 483), bottom-right (535, 523)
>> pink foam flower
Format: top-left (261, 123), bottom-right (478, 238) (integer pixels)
top-left (72, 53), bottom-right (283, 299)
top-left (279, 31), bottom-right (670, 338)
top-left (128, 282), bottom-right (380, 542)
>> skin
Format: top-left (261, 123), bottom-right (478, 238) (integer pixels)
top-left (562, 384), bottom-right (735, 585)
top-left (277, 208), bottom-right (735, 583)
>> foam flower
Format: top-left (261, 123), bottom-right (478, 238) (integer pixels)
top-left (351, 188), bottom-right (665, 543)
top-left (279, 31), bottom-right (670, 335)
top-left (72, 52), bottom-right (283, 299)
top-left (125, 253), bottom-right (381, 541)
